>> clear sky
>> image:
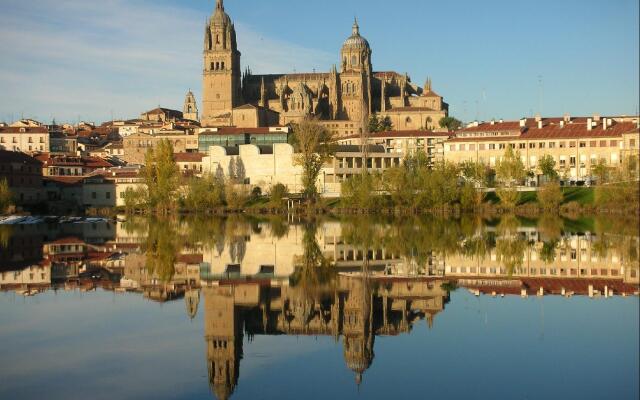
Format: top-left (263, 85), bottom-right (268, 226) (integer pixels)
top-left (0, 0), bottom-right (638, 124)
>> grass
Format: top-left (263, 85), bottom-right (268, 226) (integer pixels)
top-left (562, 187), bottom-right (594, 205)
top-left (484, 187), bottom-right (596, 206)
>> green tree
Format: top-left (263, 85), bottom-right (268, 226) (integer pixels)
top-left (291, 119), bottom-right (336, 201)
top-left (184, 173), bottom-right (225, 212)
top-left (269, 183), bottom-right (288, 207)
top-left (367, 114), bottom-right (393, 132)
top-left (123, 187), bottom-right (148, 213)
top-left (341, 172), bottom-right (382, 210)
top-left (143, 140), bottom-right (179, 213)
top-left (0, 178), bottom-right (13, 214)
top-left (495, 146), bottom-right (526, 208)
top-left (592, 158), bottom-right (609, 185)
top-left (538, 154), bottom-right (558, 181)
top-left (538, 181), bottom-right (563, 211)
top-left (380, 116), bottom-right (393, 131)
top-left (438, 116), bottom-right (463, 131)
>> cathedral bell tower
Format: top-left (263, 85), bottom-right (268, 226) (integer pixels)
top-left (339, 19), bottom-right (373, 122)
top-left (202, 0), bottom-right (242, 127)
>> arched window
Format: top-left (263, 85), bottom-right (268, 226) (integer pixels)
top-left (221, 61), bottom-right (225, 70)
top-left (351, 55), bottom-right (357, 66)
top-left (210, 62), bottom-right (214, 70)
top-left (216, 34), bottom-right (220, 44)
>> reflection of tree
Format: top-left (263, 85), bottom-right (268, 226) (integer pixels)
top-left (290, 221), bottom-right (336, 296)
top-left (0, 225), bottom-right (11, 249)
top-left (144, 218), bottom-right (181, 282)
top-left (593, 216), bottom-right (640, 268)
top-left (495, 214), bottom-right (528, 275)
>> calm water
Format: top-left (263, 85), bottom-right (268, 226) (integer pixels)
top-left (0, 215), bottom-right (638, 400)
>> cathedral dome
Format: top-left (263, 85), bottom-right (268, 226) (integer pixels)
top-left (211, 0), bottom-right (231, 27)
top-left (342, 19), bottom-right (370, 50)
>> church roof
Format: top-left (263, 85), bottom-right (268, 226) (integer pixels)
top-left (342, 19), bottom-right (370, 50)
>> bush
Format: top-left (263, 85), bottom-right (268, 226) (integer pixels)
top-left (538, 181), bottom-right (563, 211)
top-left (341, 173), bottom-right (381, 210)
top-left (0, 178), bottom-right (13, 214)
top-left (460, 182), bottom-right (482, 210)
top-left (496, 187), bottom-right (518, 209)
top-left (270, 183), bottom-right (288, 206)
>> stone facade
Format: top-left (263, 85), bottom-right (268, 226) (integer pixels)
top-left (200, 1), bottom-right (448, 134)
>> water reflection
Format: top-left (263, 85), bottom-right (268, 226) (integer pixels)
top-left (0, 214), bottom-right (638, 399)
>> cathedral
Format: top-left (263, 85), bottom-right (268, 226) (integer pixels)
top-left (200, 0), bottom-right (449, 136)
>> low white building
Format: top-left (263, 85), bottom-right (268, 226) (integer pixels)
top-left (202, 143), bottom-right (337, 195)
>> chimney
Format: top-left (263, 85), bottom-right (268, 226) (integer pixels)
top-left (537, 120), bottom-right (543, 129)
top-left (602, 119), bottom-right (607, 130)
top-left (563, 113), bottom-right (571, 123)
top-left (587, 118), bottom-right (593, 131)
top-left (499, 119), bottom-right (504, 123)
top-left (593, 114), bottom-right (601, 122)
top-left (473, 121), bottom-right (479, 127)
top-left (560, 120), bottom-right (565, 128)
top-left (535, 113), bottom-right (542, 123)
top-left (490, 119), bottom-right (495, 125)
top-left (607, 118), bottom-right (613, 128)
top-left (519, 118), bottom-right (527, 128)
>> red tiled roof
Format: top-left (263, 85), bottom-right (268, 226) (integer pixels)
top-left (448, 121), bottom-right (637, 142)
top-left (176, 254), bottom-right (203, 264)
top-left (200, 127), bottom-right (288, 135)
top-left (174, 152), bottom-right (205, 162)
top-left (43, 176), bottom-right (84, 185)
top-left (0, 127), bottom-right (48, 134)
top-left (0, 150), bottom-right (42, 165)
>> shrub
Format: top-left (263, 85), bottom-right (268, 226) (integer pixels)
top-left (538, 181), bottom-right (563, 211)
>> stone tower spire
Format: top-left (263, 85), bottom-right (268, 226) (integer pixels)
top-left (202, 0), bottom-right (242, 126)
top-left (352, 17), bottom-right (360, 36)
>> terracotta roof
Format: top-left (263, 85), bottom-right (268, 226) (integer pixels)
top-left (448, 121), bottom-right (636, 142)
top-left (43, 176), bottom-right (84, 185)
top-left (174, 152), bottom-right (205, 162)
top-left (0, 150), bottom-right (42, 165)
top-left (0, 127), bottom-right (48, 134)
top-left (200, 127), bottom-right (288, 135)
top-left (176, 254), bottom-right (203, 264)
top-left (459, 277), bottom-right (638, 296)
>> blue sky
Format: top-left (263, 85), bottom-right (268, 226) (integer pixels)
top-left (0, 0), bottom-right (637, 124)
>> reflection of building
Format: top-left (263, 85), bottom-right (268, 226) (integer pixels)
top-left (201, 275), bottom-right (449, 398)
top-left (444, 231), bottom-right (640, 287)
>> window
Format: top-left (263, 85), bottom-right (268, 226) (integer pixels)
top-left (488, 144), bottom-right (495, 150)
top-left (529, 142), bottom-right (536, 149)
top-left (570, 156), bottom-right (576, 167)
top-left (590, 141), bottom-right (597, 147)
top-left (569, 141), bottom-right (576, 148)
top-left (559, 141), bottom-right (566, 148)
top-left (499, 143), bottom-right (505, 149)
top-left (600, 140), bottom-right (607, 147)
top-left (549, 142), bottom-right (556, 148)
top-left (610, 140), bottom-right (618, 147)
top-left (106, 192), bottom-right (111, 199)
top-left (519, 143), bottom-right (526, 149)
top-left (91, 192), bottom-right (97, 199)
top-left (631, 139), bottom-right (637, 147)
top-left (539, 142), bottom-right (545, 149)
top-left (479, 144), bottom-right (485, 150)
top-left (579, 142), bottom-right (586, 148)
top-left (459, 144), bottom-right (466, 151)
top-left (469, 144), bottom-right (476, 151)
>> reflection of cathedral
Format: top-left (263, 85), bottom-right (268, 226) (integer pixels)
top-left (201, 0), bottom-right (448, 134)
top-left (201, 275), bottom-right (449, 399)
